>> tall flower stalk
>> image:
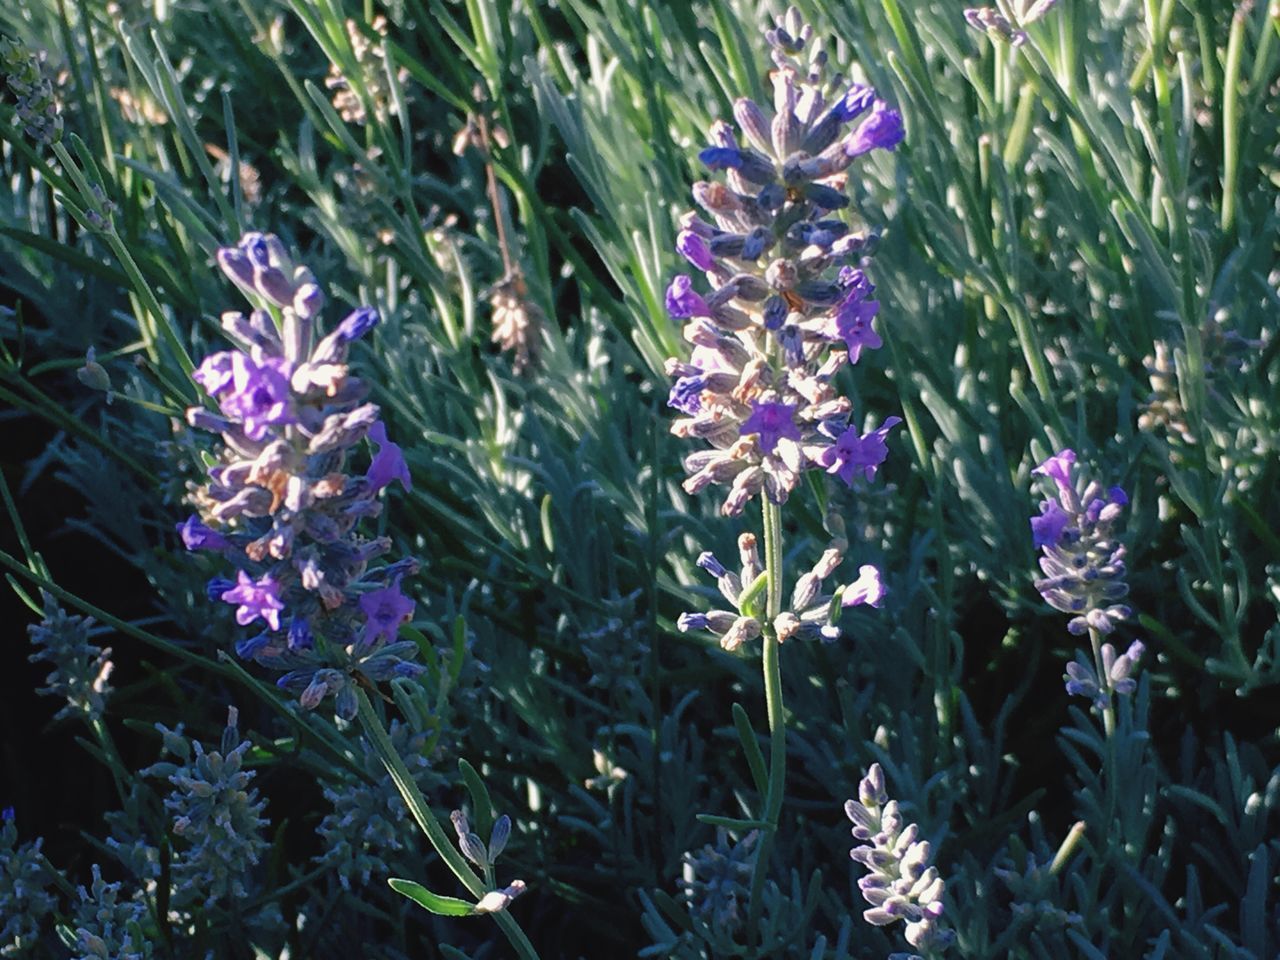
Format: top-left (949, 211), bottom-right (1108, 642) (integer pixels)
top-left (175, 234), bottom-right (540, 957)
top-left (664, 6), bottom-right (903, 935)
top-left (1030, 448), bottom-right (1142, 737)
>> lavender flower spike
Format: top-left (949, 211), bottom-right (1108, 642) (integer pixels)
top-left (662, 6), bottom-right (906, 515)
top-left (1030, 449), bottom-right (1130, 636)
top-left (178, 232), bottom-right (424, 717)
top-left (1065, 639), bottom-right (1145, 710)
top-left (846, 764), bottom-right (949, 952)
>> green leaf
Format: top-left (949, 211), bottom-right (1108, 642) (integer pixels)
top-left (731, 703), bottom-right (768, 796)
top-left (458, 758), bottom-right (494, 839)
top-left (694, 814), bottom-right (773, 832)
top-left (387, 878), bottom-right (477, 916)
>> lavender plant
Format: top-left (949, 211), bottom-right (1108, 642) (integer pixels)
top-left (1030, 449), bottom-right (1142, 734)
top-left (664, 4), bottom-right (904, 938)
top-left (177, 232), bottom-right (541, 957)
top-left (142, 707), bottom-right (271, 912)
top-left (27, 594), bottom-right (113, 723)
top-left (845, 764), bottom-right (949, 957)
top-left (0, 810), bottom-right (56, 956)
top-left (181, 231), bottom-right (420, 719)
top-left (4, 0), bottom-right (1280, 956)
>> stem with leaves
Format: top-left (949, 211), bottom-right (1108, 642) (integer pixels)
top-left (746, 497), bottom-right (786, 942)
top-left (355, 688), bottom-right (541, 960)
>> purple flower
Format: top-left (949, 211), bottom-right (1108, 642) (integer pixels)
top-left (832, 290), bottom-right (882, 363)
top-left (366, 421), bottom-right (411, 492)
top-left (688, 344), bottom-right (733, 373)
top-left (220, 354), bottom-right (294, 441)
top-left (741, 400), bottom-right (802, 454)
top-left (193, 351), bottom-right (237, 397)
top-left (288, 615), bottom-right (313, 651)
top-left (816, 417), bottom-right (901, 486)
top-left (206, 577), bottom-right (235, 601)
top-left (1030, 500), bottom-right (1071, 548)
top-left (177, 516), bottom-right (229, 551)
top-left (665, 275), bottom-right (711, 319)
top-left (336, 307), bottom-right (380, 343)
top-left (699, 146), bottom-right (744, 170)
top-left (830, 84), bottom-right (876, 123)
top-left (842, 566), bottom-right (885, 608)
top-left (1032, 449), bottom-right (1076, 493)
top-left (845, 102), bottom-right (905, 157)
top-left (676, 230), bottom-right (716, 272)
top-left (359, 580), bottom-right (415, 647)
top-left (235, 632), bottom-right (273, 660)
top-left (696, 552), bottom-right (727, 577)
top-left (221, 570), bottom-right (285, 631)
top-left (668, 374), bottom-right (707, 414)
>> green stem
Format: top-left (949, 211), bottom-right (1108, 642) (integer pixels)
top-left (746, 498), bottom-right (786, 945)
top-left (1220, 5), bottom-right (1246, 235)
top-left (1087, 626), bottom-right (1116, 738)
top-left (354, 689), bottom-right (541, 960)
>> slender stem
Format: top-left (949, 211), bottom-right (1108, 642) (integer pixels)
top-left (354, 689), bottom-right (541, 960)
top-left (1087, 626), bottom-right (1116, 738)
top-left (746, 497), bottom-right (786, 946)
top-left (476, 111), bottom-right (516, 278)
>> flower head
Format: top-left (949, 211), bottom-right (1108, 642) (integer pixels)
top-left (359, 579), bottom-right (415, 647)
top-left (367, 420), bottom-right (411, 492)
top-left (740, 399), bottom-right (801, 454)
top-left (1030, 449), bottom-right (1130, 636)
top-left (1, 39), bottom-right (62, 145)
top-left (846, 764), bottom-right (950, 952)
top-left (28, 594), bottom-right (114, 723)
top-left (817, 417), bottom-right (901, 486)
top-left (221, 570), bottom-right (285, 631)
top-left (179, 233), bottom-right (424, 715)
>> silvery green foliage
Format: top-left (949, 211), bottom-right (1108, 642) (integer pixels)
top-left (0, 812), bottom-right (56, 956)
top-left (640, 863), bottom-right (831, 959)
top-left (27, 593), bottom-right (113, 723)
top-left (0, 36), bottom-right (61, 144)
top-left (102, 786), bottom-right (161, 886)
top-left (846, 763), bottom-right (948, 954)
top-left (142, 707), bottom-right (269, 911)
top-left (67, 865), bottom-right (152, 960)
top-left (681, 828), bottom-right (758, 936)
top-left (316, 719), bottom-right (435, 890)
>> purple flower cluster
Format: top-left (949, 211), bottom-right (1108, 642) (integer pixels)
top-left (845, 763), bottom-right (948, 952)
top-left (1029, 449), bottom-right (1130, 636)
top-left (179, 233), bottom-right (421, 719)
top-left (1064, 639), bottom-right (1145, 710)
top-left (677, 533), bottom-right (884, 651)
top-left (669, 8), bottom-right (901, 650)
top-left (664, 8), bottom-right (903, 517)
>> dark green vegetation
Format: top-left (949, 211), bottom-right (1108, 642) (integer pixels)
top-left (1, 0), bottom-right (1278, 957)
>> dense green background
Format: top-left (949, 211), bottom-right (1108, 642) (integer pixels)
top-left (2, 0), bottom-right (1278, 957)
